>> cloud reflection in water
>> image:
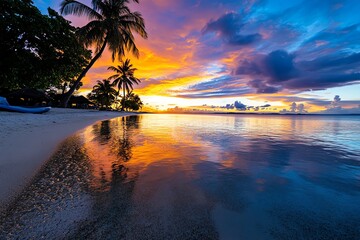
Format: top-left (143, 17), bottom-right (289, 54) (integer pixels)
top-left (1, 114), bottom-right (359, 239)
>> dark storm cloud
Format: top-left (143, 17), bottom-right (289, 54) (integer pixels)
top-left (229, 33), bottom-right (262, 45)
top-left (284, 73), bottom-right (360, 90)
top-left (235, 60), bottom-right (262, 75)
top-left (247, 79), bottom-right (280, 93)
top-left (236, 50), bottom-right (298, 81)
top-left (264, 50), bottom-right (298, 82)
top-left (299, 52), bottom-right (360, 72)
top-left (236, 49), bottom-right (360, 93)
top-left (203, 12), bottom-right (262, 46)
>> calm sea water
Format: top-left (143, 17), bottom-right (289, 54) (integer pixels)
top-left (1, 114), bottom-right (360, 239)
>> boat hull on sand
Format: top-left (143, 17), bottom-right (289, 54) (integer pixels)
top-left (0, 105), bottom-right (51, 114)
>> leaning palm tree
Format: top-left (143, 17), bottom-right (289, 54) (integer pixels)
top-left (108, 59), bottom-right (141, 111)
top-left (91, 79), bottom-right (118, 109)
top-left (59, 0), bottom-right (147, 107)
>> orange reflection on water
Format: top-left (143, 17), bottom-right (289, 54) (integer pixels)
top-left (78, 114), bottom-right (359, 192)
top-left (79, 115), bottom-right (213, 191)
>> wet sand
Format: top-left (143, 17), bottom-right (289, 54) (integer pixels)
top-left (0, 108), bottom-right (136, 207)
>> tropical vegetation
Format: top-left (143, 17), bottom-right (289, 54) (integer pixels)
top-left (59, 0), bottom-right (147, 107)
top-left (0, 0), bottom-right (91, 91)
top-left (1, 0), bottom-right (147, 111)
top-left (108, 59), bottom-right (141, 111)
top-left (88, 79), bottom-right (143, 111)
top-left (87, 79), bottom-right (118, 110)
top-left (123, 92), bottom-right (143, 111)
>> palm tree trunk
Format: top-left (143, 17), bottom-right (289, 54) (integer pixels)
top-left (121, 83), bottom-right (126, 111)
top-left (60, 38), bottom-right (108, 108)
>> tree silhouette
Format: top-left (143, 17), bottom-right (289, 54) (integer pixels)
top-left (124, 91), bottom-right (143, 111)
top-left (88, 79), bottom-right (117, 109)
top-left (108, 59), bottom-right (141, 111)
top-left (59, 0), bottom-right (147, 107)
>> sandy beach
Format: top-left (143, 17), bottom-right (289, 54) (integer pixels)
top-left (0, 108), bottom-right (136, 208)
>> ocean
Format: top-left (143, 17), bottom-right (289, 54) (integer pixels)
top-left (1, 114), bottom-right (360, 239)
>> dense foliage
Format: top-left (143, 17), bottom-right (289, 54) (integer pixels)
top-left (88, 80), bottom-right (143, 111)
top-left (124, 92), bottom-right (143, 111)
top-left (0, 0), bottom-right (91, 90)
top-left (88, 80), bottom-right (118, 110)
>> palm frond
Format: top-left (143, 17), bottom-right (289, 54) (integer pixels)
top-left (107, 66), bottom-right (121, 73)
top-left (61, 0), bottom-right (102, 20)
top-left (77, 20), bottom-right (105, 49)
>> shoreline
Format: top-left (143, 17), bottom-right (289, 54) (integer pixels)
top-left (0, 108), bottom-right (136, 208)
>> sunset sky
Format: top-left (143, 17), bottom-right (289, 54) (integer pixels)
top-left (34, 0), bottom-right (360, 113)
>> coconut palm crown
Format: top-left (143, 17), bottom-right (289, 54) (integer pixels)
top-left (90, 79), bottom-right (118, 109)
top-left (108, 58), bottom-right (141, 111)
top-left (59, 0), bottom-right (147, 107)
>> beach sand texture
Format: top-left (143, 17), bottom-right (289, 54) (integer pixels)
top-left (0, 108), bottom-right (135, 208)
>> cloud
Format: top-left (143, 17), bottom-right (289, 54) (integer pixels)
top-left (234, 100), bottom-right (247, 110)
top-left (283, 73), bottom-right (360, 90)
top-left (319, 107), bottom-right (360, 114)
top-left (253, 94), bottom-right (360, 110)
top-left (236, 49), bottom-right (360, 93)
top-left (299, 52), bottom-right (360, 71)
top-left (261, 104), bottom-right (271, 108)
top-left (248, 79), bottom-right (280, 93)
top-left (203, 12), bottom-right (262, 46)
top-left (175, 88), bottom-right (251, 98)
top-left (218, 101), bottom-right (271, 112)
top-left (327, 95), bottom-right (342, 110)
top-left (236, 50), bottom-right (298, 82)
top-left (280, 102), bottom-right (308, 114)
top-left (332, 95), bottom-right (341, 105)
top-left (297, 103), bottom-right (305, 113)
top-left (290, 102), bottom-right (297, 112)
top-left (298, 25), bottom-right (360, 59)
top-left (264, 50), bottom-right (298, 82)
top-left (316, 95), bottom-right (360, 114)
top-left (172, 75), bottom-right (252, 98)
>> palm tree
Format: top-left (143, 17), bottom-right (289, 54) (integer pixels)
top-left (125, 91), bottom-right (143, 111)
top-left (60, 0), bottom-right (147, 107)
top-left (107, 59), bottom-right (141, 111)
top-left (89, 79), bottom-right (118, 109)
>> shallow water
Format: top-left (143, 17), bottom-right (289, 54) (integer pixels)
top-left (1, 114), bottom-right (360, 239)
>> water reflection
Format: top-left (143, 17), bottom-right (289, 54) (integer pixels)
top-left (84, 116), bottom-right (140, 192)
top-left (1, 114), bottom-right (359, 239)
top-left (116, 118), bottom-right (133, 162)
top-left (92, 120), bottom-right (112, 144)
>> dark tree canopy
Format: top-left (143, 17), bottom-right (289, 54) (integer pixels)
top-left (124, 92), bottom-right (143, 111)
top-left (0, 0), bottom-right (91, 90)
top-left (87, 79), bottom-right (118, 109)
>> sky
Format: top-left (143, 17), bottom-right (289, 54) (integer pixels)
top-left (34, 0), bottom-right (360, 113)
